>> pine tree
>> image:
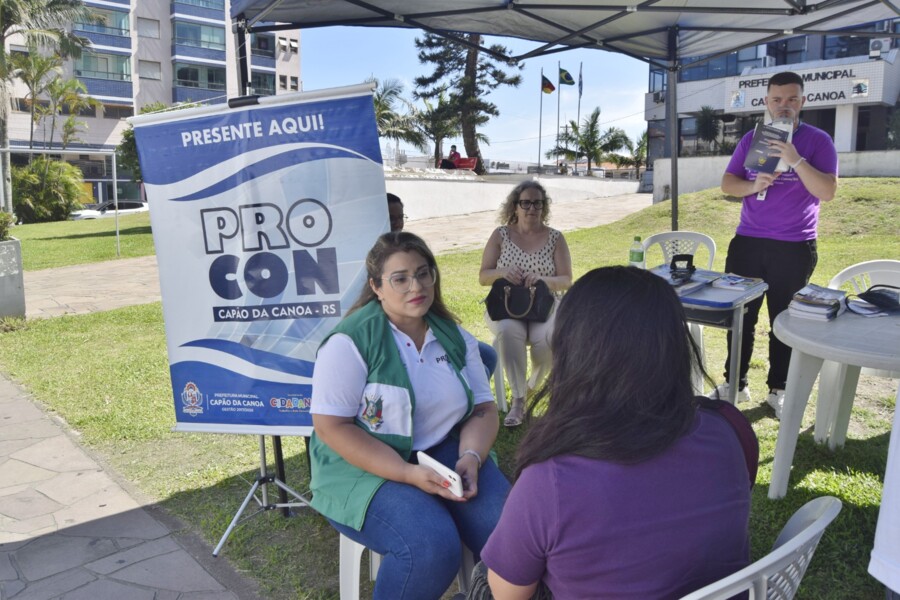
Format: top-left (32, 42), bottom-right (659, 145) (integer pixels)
top-left (414, 33), bottom-right (521, 174)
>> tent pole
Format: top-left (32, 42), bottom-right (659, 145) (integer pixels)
top-left (234, 18), bottom-right (250, 95)
top-left (667, 27), bottom-right (679, 231)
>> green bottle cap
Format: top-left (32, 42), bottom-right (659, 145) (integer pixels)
top-left (634, 236), bottom-right (641, 242)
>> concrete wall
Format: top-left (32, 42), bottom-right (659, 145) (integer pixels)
top-left (652, 150), bottom-right (900, 202)
top-left (386, 175), bottom-right (639, 220)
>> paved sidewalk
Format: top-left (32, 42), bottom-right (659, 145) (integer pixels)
top-left (3, 192), bottom-right (651, 599)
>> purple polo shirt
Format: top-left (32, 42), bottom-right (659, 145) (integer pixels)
top-left (726, 122), bottom-right (838, 242)
top-left (481, 410), bottom-right (751, 599)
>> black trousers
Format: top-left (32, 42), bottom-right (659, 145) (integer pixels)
top-left (723, 234), bottom-right (818, 391)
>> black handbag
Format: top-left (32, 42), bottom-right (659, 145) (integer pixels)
top-left (849, 284), bottom-right (900, 314)
top-left (485, 278), bottom-right (554, 322)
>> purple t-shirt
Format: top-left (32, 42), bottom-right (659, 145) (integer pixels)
top-left (725, 122), bottom-right (838, 242)
top-left (482, 410), bottom-right (751, 599)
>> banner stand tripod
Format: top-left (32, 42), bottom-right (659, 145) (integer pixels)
top-left (213, 435), bottom-right (312, 556)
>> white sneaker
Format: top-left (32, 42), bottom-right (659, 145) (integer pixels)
top-left (767, 389), bottom-right (785, 420)
top-left (707, 383), bottom-right (751, 404)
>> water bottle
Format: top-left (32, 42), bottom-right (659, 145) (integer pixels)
top-left (628, 236), bottom-right (645, 268)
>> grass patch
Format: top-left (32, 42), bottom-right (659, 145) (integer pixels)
top-left (1, 179), bottom-right (898, 598)
top-left (10, 213), bottom-right (155, 271)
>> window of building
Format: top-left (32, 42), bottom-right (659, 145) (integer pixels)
top-left (289, 39), bottom-right (298, 53)
top-left (251, 72), bottom-right (275, 95)
top-left (823, 30), bottom-right (871, 60)
top-left (75, 51), bottom-right (131, 81)
top-left (75, 7), bottom-right (129, 36)
top-left (278, 37), bottom-right (288, 52)
top-left (251, 34), bottom-right (275, 58)
top-left (172, 0), bottom-right (225, 10)
top-left (139, 60), bottom-right (161, 80)
top-left (290, 76), bottom-right (299, 91)
top-left (174, 62), bottom-right (226, 91)
top-left (649, 68), bottom-right (666, 94)
top-left (174, 21), bottom-right (226, 51)
top-left (137, 18), bottom-right (160, 39)
top-left (279, 74), bottom-right (287, 89)
top-left (103, 105), bottom-right (134, 119)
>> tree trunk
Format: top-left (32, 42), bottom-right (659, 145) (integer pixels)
top-left (433, 139), bottom-right (443, 168)
top-left (461, 34), bottom-right (484, 175)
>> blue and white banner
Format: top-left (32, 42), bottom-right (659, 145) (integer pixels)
top-left (130, 84), bottom-right (386, 435)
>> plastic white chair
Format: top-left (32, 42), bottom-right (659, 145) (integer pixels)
top-left (816, 260), bottom-right (900, 449)
top-left (679, 496), bottom-right (842, 600)
top-left (643, 231), bottom-right (717, 392)
top-left (339, 533), bottom-right (475, 600)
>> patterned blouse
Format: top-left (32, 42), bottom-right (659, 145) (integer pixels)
top-left (496, 225), bottom-right (561, 278)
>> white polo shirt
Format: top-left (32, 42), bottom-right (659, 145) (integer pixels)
top-left (312, 323), bottom-right (494, 451)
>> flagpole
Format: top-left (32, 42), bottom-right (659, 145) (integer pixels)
top-left (556, 61), bottom-right (561, 172)
top-left (576, 62), bottom-right (583, 174)
top-left (538, 68), bottom-right (544, 170)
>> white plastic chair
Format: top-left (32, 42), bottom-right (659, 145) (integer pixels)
top-left (339, 533), bottom-right (475, 600)
top-left (816, 260), bottom-right (900, 449)
top-left (643, 231), bottom-right (717, 392)
top-left (679, 496), bottom-right (842, 600)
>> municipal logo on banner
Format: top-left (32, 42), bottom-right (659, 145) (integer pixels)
top-left (131, 85), bottom-right (386, 433)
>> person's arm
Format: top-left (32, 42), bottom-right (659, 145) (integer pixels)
top-left (455, 402), bottom-right (500, 499)
top-left (765, 138), bottom-right (838, 201)
top-left (487, 570), bottom-right (539, 600)
top-left (721, 171), bottom-right (777, 198)
top-left (525, 233), bottom-right (572, 291)
top-left (480, 228), bottom-right (523, 285)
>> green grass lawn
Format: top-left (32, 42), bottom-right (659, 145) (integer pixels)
top-left (1, 178), bottom-right (899, 598)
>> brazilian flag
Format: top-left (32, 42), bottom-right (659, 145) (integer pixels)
top-left (559, 68), bottom-right (575, 85)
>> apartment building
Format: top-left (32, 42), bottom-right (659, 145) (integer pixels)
top-left (6, 0), bottom-right (300, 201)
top-left (645, 18), bottom-right (900, 167)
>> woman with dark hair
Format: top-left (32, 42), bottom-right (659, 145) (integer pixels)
top-left (310, 231), bottom-right (509, 600)
top-left (479, 180), bottom-right (572, 427)
top-left (481, 267), bottom-right (756, 599)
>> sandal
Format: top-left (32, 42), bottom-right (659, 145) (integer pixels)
top-left (504, 399), bottom-right (525, 427)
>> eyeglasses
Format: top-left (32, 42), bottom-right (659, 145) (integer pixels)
top-left (517, 200), bottom-right (544, 210)
top-left (381, 267), bottom-right (437, 293)
top-left (389, 213), bottom-right (408, 222)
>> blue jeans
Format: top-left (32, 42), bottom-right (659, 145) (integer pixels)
top-left (328, 436), bottom-right (510, 600)
top-left (478, 341), bottom-right (498, 378)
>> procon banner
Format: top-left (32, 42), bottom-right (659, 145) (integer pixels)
top-left (130, 84), bottom-right (386, 435)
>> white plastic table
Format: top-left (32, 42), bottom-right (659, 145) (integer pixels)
top-left (678, 272), bottom-right (768, 405)
top-left (770, 311), bottom-right (900, 590)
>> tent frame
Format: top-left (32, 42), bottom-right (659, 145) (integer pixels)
top-left (231, 1), bottom-right (900, 229)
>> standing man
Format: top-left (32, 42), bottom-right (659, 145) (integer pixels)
top-left (709, 71), bottom-right (838, 419)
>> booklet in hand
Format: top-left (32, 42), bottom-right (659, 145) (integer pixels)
top-left (743, 120), bottom-right (793, 174)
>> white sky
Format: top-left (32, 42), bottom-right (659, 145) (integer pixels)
top-left (300, 26), bottom-right (649, 164)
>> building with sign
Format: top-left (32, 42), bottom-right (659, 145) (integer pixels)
top-left (645, 19), bottom-right (900, 167)
top-left (4, 0), bottom-right (300, 203)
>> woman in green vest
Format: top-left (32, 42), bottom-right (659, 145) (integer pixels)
top-left (310, 231), bottom-right (510, 600)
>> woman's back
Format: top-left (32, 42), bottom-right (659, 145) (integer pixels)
top-left (482, 408), bottom-right (751, 599)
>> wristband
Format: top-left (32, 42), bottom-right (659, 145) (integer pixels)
top-left (789, 157), bottom-right (805, 170)
top-left (460, 449), bottom-right (482, 469)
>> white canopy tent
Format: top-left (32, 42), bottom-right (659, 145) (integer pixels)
top-left (229, 0), bottom-right (900, 229)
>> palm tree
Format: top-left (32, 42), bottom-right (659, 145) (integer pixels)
top-left (415, 91), bottom-right (460, 167)
top-left (696, 106), bottom-right (721, 154)
top-left (0, 0), bottom-right (94, 212)
top-left (371, 78), bottom-right (427, 152)
top-left (44, 76), bottom-right (99, 149)
top-left (547, 107), bottom-right (630, 173)
top-left (9, 46), bottom-right (62, 149)
top-left (612, 131), bottom-right (648, 179)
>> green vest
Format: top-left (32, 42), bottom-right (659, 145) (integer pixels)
top-left (309, 300), bottom-right (473, 530)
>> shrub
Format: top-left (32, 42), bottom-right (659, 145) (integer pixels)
top-left (0, 210), bottom-right (12, 241)
top-left (12, 158), bottom-right (89, 224)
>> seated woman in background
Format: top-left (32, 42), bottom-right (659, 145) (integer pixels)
top-left (310, 231), bottom-right (509, 600)
top-left (481, 266), bottom-right (757, 600)
top-left (479, 181), bottom-right (572, 427)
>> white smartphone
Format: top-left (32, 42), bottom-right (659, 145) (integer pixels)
top-left (416, 451), bottom-right (463, 498)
